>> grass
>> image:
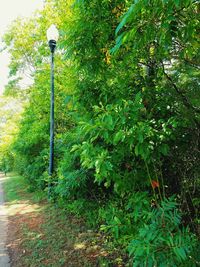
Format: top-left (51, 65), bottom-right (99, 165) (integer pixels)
top-left (3, 173), bottom-right (127, 267)
top-left (3, 173), bottom-right (30, 202)
top-left (3, 173), bottom-right (45, 203)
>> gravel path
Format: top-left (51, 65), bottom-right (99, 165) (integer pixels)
top-left (0, 173), bottom-right (10, 267)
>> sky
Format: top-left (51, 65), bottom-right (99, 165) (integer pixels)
top-left (0, 0), bottom-right (44, 95)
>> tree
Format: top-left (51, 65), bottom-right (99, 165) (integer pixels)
top-left (1, 0), bottom-right (199, 265)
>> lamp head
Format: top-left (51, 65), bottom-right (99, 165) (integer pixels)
top-left (47, 24), bottom-right (59, 53)
top-left (47, 24), bottom-right (59, 42)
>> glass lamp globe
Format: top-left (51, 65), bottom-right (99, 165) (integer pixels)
top-left (47, 24), bottom-right (59, 42)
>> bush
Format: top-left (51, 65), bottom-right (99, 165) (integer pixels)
top-left (128, 197), bottom-right (198, 267)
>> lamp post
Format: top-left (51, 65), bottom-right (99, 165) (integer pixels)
top-left (47, 24), bottom-right (59, 176)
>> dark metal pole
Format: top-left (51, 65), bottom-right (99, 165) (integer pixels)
top-left (49, 50), bottom-right (54, 176)
top-left (49, 40), bottom-right (56, 177)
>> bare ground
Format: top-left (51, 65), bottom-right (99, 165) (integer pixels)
top-left (4, 174), bottom-right (127, 267)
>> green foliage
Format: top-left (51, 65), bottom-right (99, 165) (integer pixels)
top-left (0, 151), bottom-right (14, 173)
top-left (128, 197), bottom-right (198, 267)
top-left (71, 93), bottom-right (178, 194)
top-left (0, 96), bottom-right (22, 173)
top-left (99, 192), bottom-right (150, 241)
top-left (55, 131), bottom-right (90, 199)
top-left (1, 0), bottom-right (199, 265)
top-left (98, 195), bottom-right (198, 266)
top-left (2, 0), bottom-right (75, 189)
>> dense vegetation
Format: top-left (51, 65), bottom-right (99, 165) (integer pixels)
top-left (0, 0), bottom-right (199, 266)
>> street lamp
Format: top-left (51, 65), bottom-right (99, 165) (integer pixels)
top-left (47, 24), bottom-right (59, 176)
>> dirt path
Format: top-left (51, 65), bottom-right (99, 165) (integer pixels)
top-left (1, 173), bottom-right (127, 266)
top-left (0, 173), bottom-right (10, 267)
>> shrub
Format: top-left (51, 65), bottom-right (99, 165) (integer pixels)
top-left (128, 197), bottom-right (198, 267)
